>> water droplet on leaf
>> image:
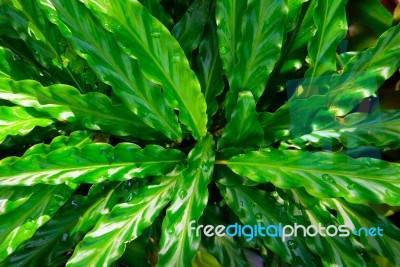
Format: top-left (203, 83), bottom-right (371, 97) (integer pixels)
top-left (347, 183), bottom-right (356, 190)
top-left (150, 31), bottom-right (161, 38)
top-left (287, 240), bottom-right (298, 249)
top-left (322, 174), bottom-right (335, 183)
top-left (255, 213), bottom-right (262, 220)
top-left (178, 189), bottom-right (187, 199)
top-left (219, 46), bottom-right (229, 55)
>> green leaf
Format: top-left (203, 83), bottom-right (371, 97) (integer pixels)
top-left (0, 47), bottom-right (42, 81)
top-left (347, 0), bottom-right (392, 36)
top-left (218, 91), bottom-right (263, 150)
top-left (0, 78), bottom-right (166, 140)
top-left (280, 189), bottom-right (367, 266)
top-left (299, 0), bottom-right (347, 97)
top-left (1, 0), bottom-right (100, 92)
top-left (23, 130), bottom-right (93, 157)
top-left (0, 106), bottom-right (54, 144)
top-left (195, 21), bottom-right (224, 117)
top-left (327, 23), bottom-right (400, 116)
top-left (215, 0), bottom-right (246, 78)
top-left (172, 0), bottom-right (212, 55)
top-left (38, 0), bottom-right (181, 140)
top-left (158, 135), bottom-right (215, 266)
top-left (0, 184), bottom-right (74, 261)
top-left (218, 184), bottom-right (319, 266)
top-left (230, 0), bottom-right (288, 100)
top-left (224, 149), bottom-right (400, 205)
top-left (328, 198), bottom-right (400, 266)
top-left (0, 185), bottom-right (43, 216)
top-left (66, 176), bottom-right (177, 267)
top-left (80, 0), bottom-right (208, 140)
top-left (192, 246), bottom-right (222, 267)
top-left (293, 109), bottom-right (400, 150)
top-left (0, 143), bottom-right (185, 186)
top-left (139, 0), bottom-right (174, 28)
top-left (202, 205), bottom-right (249, 267)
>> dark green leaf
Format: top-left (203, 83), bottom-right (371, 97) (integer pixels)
top-left (0, 78), bottom-right (166, 140)
top-left (218, 91), bottom-right (263, 150)
top-left (0, 143), bottom-right (185, 186)
top-left (38, 0), bottom-right (181, 140)
top-left (224, 149), bottom-right (400, 205)
top-left (172, 0), bottom-right (211, 55)
top-left (158, 135), bottom-right (215, 265)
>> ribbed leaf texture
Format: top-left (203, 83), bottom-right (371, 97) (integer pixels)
top-left (0, 78), bottom-right (165, 139)
top-left (224, 149), bottom-right (400, 205)
top-left (293, 109), bottom-right (400, 150)
top-left (0, 143), bottom-right (185, 186)
top-left (158, 135), bottom-right (215, 266)
top-left (38, 0), bottom-right (181, 140)
top-left (67, 176), bottom-right (177, 267)
top-left (0, 106), bottom-right (54, 143)
top-left (218, 184), bottom-right (320, 266)
top-left (80, 0), bottom-right (208, 140)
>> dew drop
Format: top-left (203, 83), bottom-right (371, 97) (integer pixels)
top-left (322, 174), bottom-right (335, 183)
top-left (347, 183), bottom-right (356, 190)
top-left (219, 46), bottom-right (229, 55)
top-left (270, 191), bottom-right (279, 198)
top-left (201, 164), bottom-right (209, 171)
top-left (167, 228), bottom-right (175, 235)
top-left (255, 213), bottom-right (262, 220)
top-left (386, 189), bottom-right (399, 201)
top-left (240, 201), bottom-right (244, 206)
top-left (71, 200), bottom-right (79, 209)
top-left (124, 180), bottom-right (132, 189)
top-left (287, 240), bottom-right (298, 249)
top-left (178, 189), bottom-right (187, 199)
top-left (361, 158), bottom-right (372, 167)
top-left (256, 65), bottom-right (268, 74)
top-left (61, 233), bottom-right (68, 243)
top-left (172, 53), bottom-right (182, 63)
top-left (48, 205), bottom-right (58, 214)
top-left (150, 31), bottom-right (161, 38)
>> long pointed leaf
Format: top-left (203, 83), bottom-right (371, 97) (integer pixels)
top-left (0, 184), bottom-right (74, 261)
top-left (0, 106), bottom-right (54, 144)
top-left (224, 149), bottom-right (400, 205)
top-left (218, 91), bottom-right (263, 150)
top-left (218, 184), bottom-right (319, 266)
top-left (0, 78), bottom-right (166, 140)
top-left (80, 0), bottom-right (208, 140)
top-left (231, 0), bottom-right (288, 100)
top-left (293, 109), bottom-right (400, 150)
top-left (38, 0), bottom-right (181, 140)
top-left (66, 176), bottom-right (177, 267)
top-left (0, 143), bottom-right (185, 186)
top-left (158, 135), bottom-right (215, 265)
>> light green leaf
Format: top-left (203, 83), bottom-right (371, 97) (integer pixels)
top-left (224, 149), bottom-right (400, 205)
top-left (218, 184), bottom-right (319, 266)
top-left (158, 135), bottom-right (215, 266)
top-left (328, 198), bottom-right (400, 266)
top-left (80, 0), bottom-right (208, 140)
top-left (38, 0), bottom-right (181, 140)
top-left (0, 184), bottom-right (74, 261)
top-left (293, 109), bottom-right (400, 150)
top-left (299, 0), bottom-right (347, 97)
top-left (327, 23), bottom-right (400, 116)
top-left (23, 130), bottom-right (93, 157)
top-left (66, 176), bottom-right (177, 267)
top-left (195, 21), bottom-right (224, 117)
top-left (0, 78), bottom-right (166, 140)
top-left (0, 185), bottom-right (43, 216)
top-left (215, 0), bottom-right (246, 78)
top-left (230, 0), bottom-right (288, 100)
top-left (172, 0), bottom-right (211, 55)
top-left (0, 143), bottom-right (185, 186)
top-left (0, 106), bottom-right (54, 144)
top-left (218, 91), bottom-right (263, 150)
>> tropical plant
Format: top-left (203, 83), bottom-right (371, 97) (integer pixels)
top-left (0, 0), bottom-right (399, 266)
